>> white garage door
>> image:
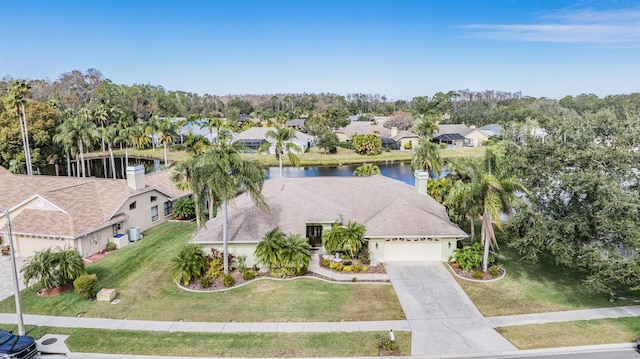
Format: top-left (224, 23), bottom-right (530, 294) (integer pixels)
top-left (384, 241), bottom-right (441, 261)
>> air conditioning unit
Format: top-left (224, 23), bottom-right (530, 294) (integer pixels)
top-left (128, 226), bottom-right (141, 242)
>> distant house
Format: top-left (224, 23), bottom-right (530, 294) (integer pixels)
top-left (335, 121), bottom-right (419, 150)
top-left (432, 124), bottom-right (502, 147)
top-left (234, 127), bottom-right (314, 153)
top-left (0, 166), bottom-right (190, 258)
top-left (285, 118), bottom-right (306, 131)
top-left (191, 173), bottom-right (468, 266)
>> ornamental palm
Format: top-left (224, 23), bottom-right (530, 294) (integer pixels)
top-left (156, 117), bottom-right (178, 165)
top-left (21, 248), bottom-right (59, 289)
top-left (321, 221), bottom-right (344, 255)
top-left (54, 110), bottom-right (98, 177)
top-left (171, 244), bottom-right (207, 286)
top-left (448, 147), bottom-right (528, 272)
top-left (342, 221), bottom-right (366, 258)
top-left (280, 233), bottom-right (311, 272)
top-left (4, 80), bottom-right (33, 175)
top-left (411, 141), bottom-right (442, 178)
top-left (255, 227), bottom-right (287, 270)
top-left (195, 141), bottom-right (267, 274)
top-left (259, 126), bottom-right (301, 178)
top-left (352, 163), bottom-right (381, 177)
top-left (55, 248), bottom-right (86, 284)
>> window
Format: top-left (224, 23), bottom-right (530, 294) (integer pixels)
top-left (150, 196), bottom-right (157, 203)
top-left (151, 206), bottom-right (158, 222)
top-left (164, 201), bottom-right (173, 216)
top-left (129, 201), bottom-right (137, 210)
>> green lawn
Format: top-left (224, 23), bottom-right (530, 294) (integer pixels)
top-left (0, 324), bottom-right (411, 357)
top-left (87, 144), bottom-right (485, 167)
top-left (496, 318), bottom-right (640, 349)
top-left (454, 240), bottom-right (639, 316)
top-left (0, 222), bottom-right (404, 322)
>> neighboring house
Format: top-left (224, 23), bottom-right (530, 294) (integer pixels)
top-left (336, 121), bottom-right (419, 150)
top-left (432, 124), bottom-right (503, 147)
top-left (285, 118), bottom-right (306, 131)
top-left (0, 166), bottom-right (190, 258)
top-left (191, 173), bottom-right (468, 266)
top-left (234, 127), bottom-right (314, 153)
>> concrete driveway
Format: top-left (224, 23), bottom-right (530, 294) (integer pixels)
top-left (385, 261), bottom-right (516, 356)
top-left (0, 257), bottom-right (26, 301)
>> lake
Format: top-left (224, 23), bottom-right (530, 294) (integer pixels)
top-left (41, 157), bottom-right (417, 185)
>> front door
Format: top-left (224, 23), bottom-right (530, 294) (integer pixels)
top-left (306, 225), bottom-right (323, 248)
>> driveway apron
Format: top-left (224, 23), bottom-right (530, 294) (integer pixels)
top-left (0, 257), bottom-right (26, 301)
top-left (385, 261), bottom-right (516, 356)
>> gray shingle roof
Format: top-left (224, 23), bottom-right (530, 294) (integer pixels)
top-left (436, 124), bottom-right (472, 136)
top-left (191, 176), bottom-right (468, 243)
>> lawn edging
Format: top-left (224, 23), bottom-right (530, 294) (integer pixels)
top-left (447, 263), bottom-right (507, 283)
top-left (175, 274), bottom-right (393, 293)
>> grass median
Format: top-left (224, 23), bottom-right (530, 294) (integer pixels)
top-left (496, 318), bottom-right (640, 349)
top-left (1, 324), bottom-right (411, 357)
top-left (0, 222), bottom-right (404, 322)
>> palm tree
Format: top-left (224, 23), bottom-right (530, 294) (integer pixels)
top-left (101, 124), bottom-right (118, 178)
top-left (321, 221), bottom-right (344, 255)
top-left (156, 118), bottom-right (177, 165)
top-left (255, 227), bottom-right (287, 270)
top-left (200, 113), bottom-right (224, 142)
top-left (4, 80), bottom-right (33, 175)
top-left (54, 110), bottom-right (98, 177)
top-left (171, 244), bottom-right (206, 286)
top-left (280, 233), bottom-right (311, 273)
top-left (93, 104), bottom-right (109, 152)
top-left (259, 126), bottom-right (301, 178)
top-left (449, 147), bottom-right (528, 272)
top-left (55, 248), bottom-right (86, 284)
top-left (21, 247), bottom-right (85, 289)
top-left (412, 115), bottom-right (439, 139)
top-left (352, 163), bottom-right (381, 177)
top-left (206, 142), bottom-right (267, 274)
top-left (411, 141), bottom-right (442, 178)
top-left (171, 157), bottom-right (203, 227)
top-left (342, 221), bottom-right (366, 258)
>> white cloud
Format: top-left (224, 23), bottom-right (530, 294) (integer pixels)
top-left (463, 9), bottom-right (640, 46)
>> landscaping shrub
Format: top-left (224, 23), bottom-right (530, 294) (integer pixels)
top-left (205, 258), bottom-right (223, 281)
top-left (352, 134), bottom-right (382, 156)
top-left (342, 260), bottom-right (352, 266)
top-left (329, 262), bottom-right (338, 269)
top-left (270, 267), bottom-right (296, 278)
top-left (336, 263), bottom-right (344, 272)
top-left (378, 335), bottom-right (398, 351)
top-left (361, 247), bottom-right (371, 265)
top-left (236, 254), bottom-right (247, 273)
top-left (343, 266), bottom-right (351, 272)
top-left (171, 244), bottom-right (206, 285)
top-left (243, 270), bottom-right (256, 281)
top-left (353, 264), bottom-right (361, 273)
top-left (450, 242), bottom-right (496, 272)
top-left (200, 277), bottom-right (211, 289)
top-left (222, 274), bottom-right (235, 287)
top-left (73, 273), bottom-right (98, 299)
top-left (352, 276), bottom-right (357, 282)
top-left (105, 242), bottom-right (117, 251)
top-left (489, 265), bottom-right (502, 277)
top-left (473, 270), bottom-right (483, 279)
top-left (22, 247), bottom-right (86, 289)
top-left (1, 245), bottom-right (10, 256)
top-left (362, 265), bottom-right (369, 272)
top-left (321, 259), bottom-right (331, 267)
top-left (173, 197), bottom-right (196, 220)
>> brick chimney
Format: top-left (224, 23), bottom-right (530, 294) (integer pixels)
top-left (126, 165), bottom-right (145, 190)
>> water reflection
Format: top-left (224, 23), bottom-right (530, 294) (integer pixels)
top-left (267, 162), bottom-right (415, 185)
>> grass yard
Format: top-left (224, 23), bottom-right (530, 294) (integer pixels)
top-left (0, 324), bottom-right (411, 357)
top-left (496, 318), bottom-right (640, 349)
top-left (90, 144), bottom-right (485, 167)
top-left (454, 239), bottom-right (639, 316)
top-left (0, 222), bottom-right (404, 322)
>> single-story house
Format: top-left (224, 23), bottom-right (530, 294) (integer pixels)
top-left (191, 172), bottom-right (468, 266)
top-left (285, 118), bottom-right (306, 131)
top-left (336, 122), bottom-right (420, 151)
top-left (0, 165), bottom-right (190, 258)
top-left (234, 127), bottom-right (314, 153)
top-left (432, 124), bottom-right (503, 147)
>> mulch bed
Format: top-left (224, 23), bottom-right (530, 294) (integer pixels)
top-left (449, 263), bottom-right (504, 281)
top-left (317, 253), bottom-right (387, 274)
top-left (83, 249), bottom-right (116, 266)
top-left (378, 348), bottom-right (402, 356)
top-left (37, 284), bottom-right (73, 297)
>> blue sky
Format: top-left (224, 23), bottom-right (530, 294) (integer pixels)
top-left (1, 0), bottom-right (638, 100)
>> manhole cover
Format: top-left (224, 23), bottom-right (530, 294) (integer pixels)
top-left (41, 338), bottom-right (58, 345)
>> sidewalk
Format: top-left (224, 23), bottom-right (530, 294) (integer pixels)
top-left (0, 313), bottom-right (410, 333)
top-left (486, 305), bottom-right (640, 328)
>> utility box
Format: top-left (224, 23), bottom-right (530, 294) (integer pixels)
top-left (97, 288), bottom-right (116, 302)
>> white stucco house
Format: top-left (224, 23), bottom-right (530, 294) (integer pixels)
top-left (191, 172), bottom-right (468, 266)
top-left (234, 127), bottom-right (314, 153)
